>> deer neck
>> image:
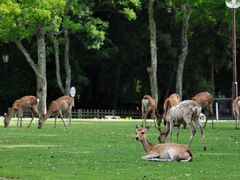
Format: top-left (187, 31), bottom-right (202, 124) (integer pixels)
top-left (140, 137), bottom-right (154, 153)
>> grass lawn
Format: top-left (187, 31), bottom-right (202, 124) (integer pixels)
top-left (0, 118), bottom-right (239, 180)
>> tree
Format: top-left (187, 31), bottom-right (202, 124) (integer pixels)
top-left (148, 0), bottom-right (158, 102)
top-left (52, 0), bottom-right (141, 96)
top-left (0, 0), bottom-right (66, 114)
top-left (175, 0), bottom-right (190, 97)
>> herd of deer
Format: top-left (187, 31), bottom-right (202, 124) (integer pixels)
top-left (1, 91), bottom-right (240, 162)
top-left (137, 91), bottom-right (240, 162)
top-left (2, 95), bottom-right (74, 129)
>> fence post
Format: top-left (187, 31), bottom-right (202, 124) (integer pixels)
top-left (78, 109), bottom-right (82, 119)
top-left (215, 102), bottom-right (219, 121)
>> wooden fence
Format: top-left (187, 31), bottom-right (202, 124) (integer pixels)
top-left (10, 98), bottom-right (234, 120)
top-left (20, 109), bottom-right (142, 119)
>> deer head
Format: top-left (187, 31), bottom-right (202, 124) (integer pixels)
top-left (158, 127), bottom-right (169, 143)
top-left (135, 125), bottom-right (149, 141)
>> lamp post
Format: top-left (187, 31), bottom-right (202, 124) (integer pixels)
top-left (2, 54), bottom-right (9, 111)
top-left (225, 0), bottom-right (240, 101)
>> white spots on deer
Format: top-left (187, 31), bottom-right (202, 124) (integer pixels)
top-left (158, 100), bottom-right (207, 151)
top-left (38, 96), bottom-right (74, 129)
top-left (3, 96), bottom-right (39, 128)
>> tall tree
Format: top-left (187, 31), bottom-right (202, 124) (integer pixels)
top-left (0, 0), bottom-right (66, 114)
top-left (176, 0), bottom-right (190, 97)
top-left (148, 0), bottom-right (158, 102)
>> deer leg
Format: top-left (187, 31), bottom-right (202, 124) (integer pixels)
top-left (237, 115), bottom-right (240, 130)
top-left (176, 125), bottom-right (180, 143)
top-left (68, 108), bottom-right (72, 127)
top-left (166, 121), bottom-right (174, 142)
top-left (17, 110), bottom-right (23, 128)
top-left (16, 111), bottom-right (19, 127)
top-left (59, 110), bottom-right (67, 128)
top-left (186, 122), bottom-right (196, 147)
top-left (195, 120), bottom-right (207, 151)
top-left (141, 113), bottom-right (145, 127)
top-left (54, 115), bottom-right (57, 128)
top-left (141, 153), bottom-right (160, 160)
top-left (152, 110), bottom-right (156, 127)
top-left (155, 110), bottom-right (162, 131)
top-left (27, 110), bottom-right (34, 128)
top-left (203, 116), bottom-right (208, 128)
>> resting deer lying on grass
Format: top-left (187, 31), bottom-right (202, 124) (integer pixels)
top-left (4, 96), bottom-right (39, 128)
top-left (232, 96), bottom-right (240, 130)
top-left (38, 96), bottom-right (74, 129)
top-left (158, 100), bottom-right (207, 151)
top-left (136, 126), bottom-right (192, 162)
top-left (162, 93), bottom-right (186, 128)
top-left (192, 91), bottom-right (214, 128)
top-left (141, 95), bottom-right (161, 129)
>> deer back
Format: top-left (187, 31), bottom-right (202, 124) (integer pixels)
top-left (44, 96), bottom-right (74, 120)
top-left (192, 92), bottom-right (213, 108)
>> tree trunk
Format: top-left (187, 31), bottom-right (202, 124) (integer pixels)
top-left (176, 1), bottom-right (190, 97)
top-left (36, 27), bottom-right (47, 115)
top-left (52, 0), bottom-right (72, 96)
top-left (64, 29), bottom-right (71, 95)
top-left (15, 27), bottom-right (47, 115)
top-left (52, 36), bottom-right (65, 95)
top-left (148, 0), bottom-right (158, 102)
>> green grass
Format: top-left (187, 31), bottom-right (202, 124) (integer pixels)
top-left (0, 119), bottom-right (239, 180)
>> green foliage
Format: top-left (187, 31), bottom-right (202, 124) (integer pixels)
top-left (0, 120), bottom-right (239, 179)
top-left (0, 0), bottom-right (65, 42)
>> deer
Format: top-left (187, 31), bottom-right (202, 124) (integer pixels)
top-left (162, 93), bottom-right (187, 128)
top-left (158, 100), bottom-right (207, 151)
top-left (192, 91), bottom-right (214, 128)
top-left (136, 126), bottom-right (192, 162)
top-left (232, 96), bottom-right (240, 130)
top-left (3, 95), bottom-right (39, 128)
top-left (38, 96), bottom-right (74, 129)
top-left (141, 95), bottom-right (161, 129)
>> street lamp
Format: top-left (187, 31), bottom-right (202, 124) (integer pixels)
top-left (225, 0), bottom-right (240, 101)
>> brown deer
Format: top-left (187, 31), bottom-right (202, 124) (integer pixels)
top-left (158, 100), bottom-right (207, 151)
top-left (136, 126), bottom-right (192, 162)
top-left (141, 95), bottom-right (161, 129)
top-left (38, 96), bottom-right (74, 129)
top-left (192, 91), bottom-right (214, 128)
top-left (232, 96), bottom-right (240, 130)
top-left (163, 93), bottom-right (186, 127)
top-left (3, 96), bottom-right (39, 128)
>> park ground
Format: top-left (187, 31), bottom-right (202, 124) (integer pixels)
top-left (0, 118), bottom-right (239, 180)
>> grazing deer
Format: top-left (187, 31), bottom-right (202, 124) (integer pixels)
top-left (192, 91), bottom-right (214, 128)
top-left (158, 100), bottom-right (206, 151)
top-left (3, 96), bottom-right (39, 128)
top-left (163, 93), bottom-right (187, 128)
top-left (136, 126), bottom-right (192, 162)
top-left (232, 96), bottom-right (240, 130)
top-left (38, 96), bottom-right (74, 129)
top-left (141, 95), bottom-right (161, 129)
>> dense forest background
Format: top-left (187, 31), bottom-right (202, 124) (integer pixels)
top-left (0, 0), bottom-right (239, 114)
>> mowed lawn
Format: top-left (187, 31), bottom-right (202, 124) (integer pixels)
top-left (0, 118), bottom-right (239, 180)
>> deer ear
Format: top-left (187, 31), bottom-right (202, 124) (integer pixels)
top-left (145, 126), bottom-right (150, 131)
top-left (4, 113), bottom-right (7, 118)
top-left (136, 125), bottom-right (139, 129)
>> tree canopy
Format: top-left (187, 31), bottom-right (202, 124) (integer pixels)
top-left (0, 0), bottom-right (239, 113)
